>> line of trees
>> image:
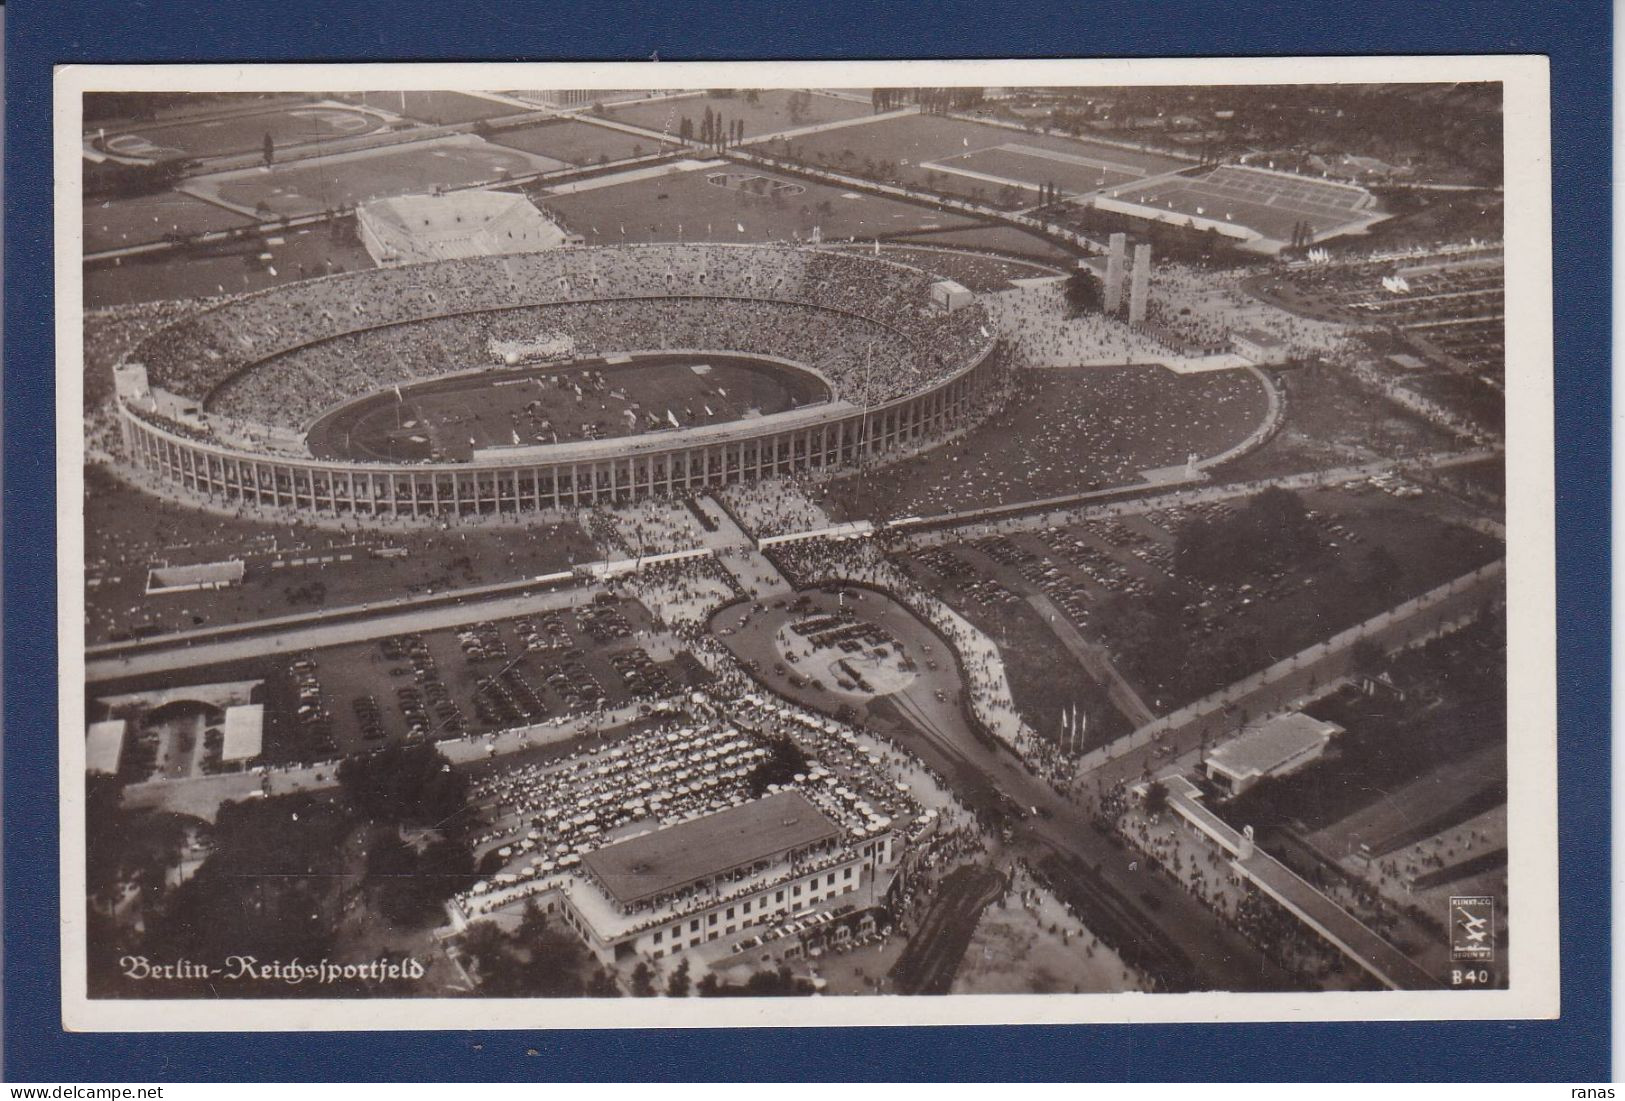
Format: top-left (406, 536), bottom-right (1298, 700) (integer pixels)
top-left (678, 107), bottom-right (747, 151)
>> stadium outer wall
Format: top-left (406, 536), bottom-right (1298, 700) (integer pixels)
top-left (116, 341), bottom-right (1003, 520)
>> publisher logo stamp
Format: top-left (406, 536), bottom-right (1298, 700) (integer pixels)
top-left (1449, 896), bottom-right (1495, 962)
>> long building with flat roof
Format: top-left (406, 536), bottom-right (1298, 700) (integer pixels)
top-left (583, 790), bottom-right (841, 908)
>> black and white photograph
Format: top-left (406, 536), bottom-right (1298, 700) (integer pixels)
top-left (55, 57), bottom-right (1558, 1030)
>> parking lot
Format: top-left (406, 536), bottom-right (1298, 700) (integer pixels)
top-left (905, 478), bottom-right (1502, 717)
top-left (98, 594), bottom-right (706, 768)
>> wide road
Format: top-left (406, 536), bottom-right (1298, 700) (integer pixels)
top-left (87, 582), bottom-right (600, 682)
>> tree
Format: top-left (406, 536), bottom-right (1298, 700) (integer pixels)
top-left (151, 794), bottom-right (354, 969)
top-left (1359, 545), bottom-right (1404, 597)
top-left (461, 902), bottom-right (606, 997)
top-left (666, 957), bottom-right (692, 997)
top-left (1350, 639), bottom-right (1387, 682)
top-left (631, 961), bottom-right (657, 997)
top-left (745, 736), bottom-right (810, 796)
top-left (368, 834), bottom-right (476, 927)
top-left (263, 131), bottom-right (274, 167)
top-left (1063, 267), bottom-right (1104, 316)
top-left (1143, 779), bottom-right (1170, 816)
top-left (587, 968), bottom-right (623, 997)
top-left (337, 743), bottom-right (469, 831)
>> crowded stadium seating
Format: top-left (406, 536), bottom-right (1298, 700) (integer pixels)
top-left (124, 244), bottom-right (992, 433)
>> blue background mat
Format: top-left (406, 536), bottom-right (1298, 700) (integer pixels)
top-left (5, 0), bottom-right (1610, 1080)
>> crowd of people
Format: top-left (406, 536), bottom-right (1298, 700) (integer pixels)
top-left (122, 243), bottom-right (995, 438)
top-left (813, 362), bottom-right (1273, 522)
top-left (982, 282), bottom-right (1172, 368)
top-left (716, 479), bottom-right (832, 538)
top-left (606, 554), bottom-right (742, 631)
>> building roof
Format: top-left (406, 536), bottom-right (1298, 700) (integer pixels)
top-left (145, 558), bottom-right (245, 592)
top-left (1232, 328), bottom-right (1287, 348)
top-left (86, 719), bottom-right (126, 775)
top-left (97, 679), bottom-right (261, 715)
top-left (221, 704), bottom-right (265, 762)
top-left (1206, 711), bottom-right (1341, 783)
top-left (582, 790), bottom-right (841, 906)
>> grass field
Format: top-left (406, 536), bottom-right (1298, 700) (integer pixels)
top-left (889, 224), bottom-right (1076, 263)
top-left (820, 365), bottom-right (1271, 521)
top-left (99, 105), bottom-right (385, 161)
top-left (487, 118), bottom-right (661, 165)
top-left (84, 223), bottom-right (376, 310)
top-left (84, 192), bottom-right (253, 253)
top-left (762, 113), bottom-right (1188, 208)
top-left (607, 90), bottom-right (873, 139)
top-left (188, 135), bottom-right (559, 219)
top-left (306, 354), bottom-right (830, 463)
top-left (351, 90), bottom-right (526, 125)
top-left (542, 164), bottom-right (982, 245)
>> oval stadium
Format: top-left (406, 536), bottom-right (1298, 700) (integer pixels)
top-left (112, 244), bottom-right (1005, 519)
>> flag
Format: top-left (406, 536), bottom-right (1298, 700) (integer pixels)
top-left (512, 428), bottom-right (521, 445)
top-left (394, 385), bottom-right (403, 402)
top-left (667, 410), bottom-right (680, 428)
top-left (736, 222), bottom-right (745, 233)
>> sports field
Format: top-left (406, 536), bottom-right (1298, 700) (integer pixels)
top-left (185, 134), bottom-right (561, 218)
top-left (542, 165), bottom-right (981, 245)
top-left (764, 113), bottom-right (1189, 208)
top-left (352, 90), bottom-right (527, 125)
top-left (1109, 165), bottom-right (1377, 244)
top-left (607, 89), bottom-right (873, 139)
top-left (487, 118), bottom-right (661, 165)
top-left (306, 353), bottom-right (831, 463)
top-left (84, 191), bottom-right (253, 253)
top-left (97, 105), bottom-right (385, 161)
